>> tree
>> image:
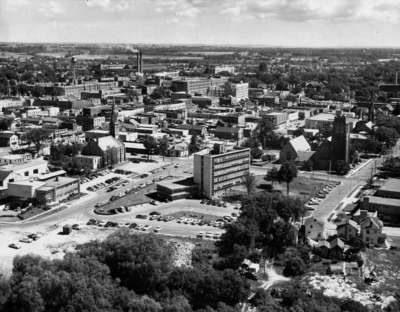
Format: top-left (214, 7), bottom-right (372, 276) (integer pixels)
top-left (77, 230), bottom-right (174, 295)
top-left (302, 160), bottom-right (313, 171)
top-left (242, 172), bottom-right (256, 197)
top-left (143, 135), bottom-right (158, 159)
top-left (334, 160), bottom-right (350, 175)
top-left (158, 135), bottom-right (169, 160)
top-left (188, 135), bottom-right (202, 155)
top-left (265, 167), bottom-right (279, 187)
top-left (283, 256), bottom-right (306, 277)
top-left (0, 118), bottom-right (12, 131)
top-left (278, 162), bottom-right (298, 195)
top-left (258, 62), bottom-right (267, 72)
top-left (250, 147), bottom-right (263, 160)
top-left (217, 192), bottom-right (304, 259)
top-left (374, 126), bottom-right (399, 148)
top-left (22, 128), bottom-right (50, 154)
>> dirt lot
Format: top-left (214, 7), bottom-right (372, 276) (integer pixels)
top-left (364, 248), bottom-right (400, 297)
top-left (303, 248), bottom-right (400, 310)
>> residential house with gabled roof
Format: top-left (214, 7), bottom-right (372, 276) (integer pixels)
top-left (337, 219), bottom-right (360, 242)
top-left (358, 210), bottom-right (386, 247)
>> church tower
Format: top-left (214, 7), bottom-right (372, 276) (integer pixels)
top-left (110, 101), bottom-right (119, 139)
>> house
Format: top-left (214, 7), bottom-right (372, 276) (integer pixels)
top-left (0, 131), bottom-right (19, 149)
top-left (313, 240), bottom-right (331, 258)
top-left (329, 238), bottom-right (345, 260)
top-left (280, 135), bottom-right (314, 163)
top-left (82, 136), bottom-right (126, 168)
top-left (304, 217), bottom-right (325, 240)
top-left (358, 210), bottom-right (386, 247)
top-left (310, 237), bottom-right (345, 260)
top-left (337, 219), bottom-right (360, 242)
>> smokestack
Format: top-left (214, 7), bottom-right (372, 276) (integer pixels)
top-left (136, 51), bottom-right (143, 73)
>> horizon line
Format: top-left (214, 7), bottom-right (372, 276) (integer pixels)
top-left (1, 41), bottom-right (400, 50)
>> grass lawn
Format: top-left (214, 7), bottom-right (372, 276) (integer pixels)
top-left (255, 175), bottom-right (326, 201)
top-left (95, 186), bottom-right (154, 214)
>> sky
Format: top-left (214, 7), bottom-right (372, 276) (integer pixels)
top-left (0, 0), bottom-right (400, 47)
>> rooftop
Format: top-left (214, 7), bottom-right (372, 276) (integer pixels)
top-left (379, 178), bottom-right (400, 194)
top-left (307, 113), bottom-right (335, 121)
top-left (0, 158), bottom-right (47, 172)
top-left (37, 176), bottom-right (78, 190)
top-left (289, 135), bottom-right (311, 152)
top-left (368, 196), bottom-right (400, 206)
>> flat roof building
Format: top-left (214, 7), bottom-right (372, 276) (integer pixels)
top-left (193, 147), bottom-right (250, 199)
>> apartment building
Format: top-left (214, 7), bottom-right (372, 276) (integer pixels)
top-left (193, 148), bottom-right (250, 199)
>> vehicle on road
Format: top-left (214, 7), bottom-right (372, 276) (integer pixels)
top-left (154, 226), bottom-right (162, 233)
top-left (9, 243), bottom-right (21, 249)
top-left (19, 238), bottom-right (33, 243)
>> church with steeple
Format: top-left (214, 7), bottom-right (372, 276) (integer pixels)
top-left (81, 102), bottom-right (126, 168)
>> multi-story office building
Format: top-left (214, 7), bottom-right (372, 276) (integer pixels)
top-left (232, 82), bottom-right (249, 101)
top-left (171, 78), bottom-right (211, 95)
top-left (194, 148), bottom-right (250, 199)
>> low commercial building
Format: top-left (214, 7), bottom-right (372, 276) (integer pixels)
top-left (361, 178), bottom-right (400, 224)
top-left (7, 176), bottom-right (80, 207)
top-left (261, 112), bottom-right (288, 127)
top-left (212, 127), bottom-right (244, 143)
top-left (375, 178), bottom-right (400, 199)
top-left (156, 178), bottom-right (197, 201)
top-left (36, 176), bottom-right (80, 206)
top-left (193, 147), bottom-right (250, 199)
top-left (0, 158), bottom-right (48, 191)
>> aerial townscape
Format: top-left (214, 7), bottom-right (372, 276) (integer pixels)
top-left (1, 1), bottom-right (400, 312)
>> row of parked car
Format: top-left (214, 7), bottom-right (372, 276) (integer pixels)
top-left (135, 211), bottom-right (236, 229)
top-left (81, 170), bottom-right (112, 184)
top-left (8, 233), bottom-right (42, 249)
top-left (200, 199), bottom-right (228, 207)
top-left (305, 181), bottom-right (341, 209)
top-left (86, 219), bottom-right (162, 233)
top-left (196, 232), bottom-right (222, 240)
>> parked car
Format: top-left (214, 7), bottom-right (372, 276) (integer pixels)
top-left (8, 243), bottom-right (21, 249)
top-left (19, 238), bottom-right (33, 243)
top-left (136, 214), bottom-right (148, 219)
top-left (87, 219), bottom-right (98, 225)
